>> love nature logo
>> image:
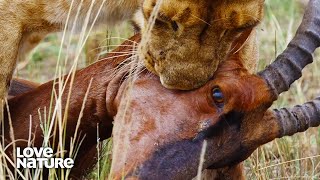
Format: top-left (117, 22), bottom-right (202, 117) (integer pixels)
top-left (16, 147), bottom-right (74, 169)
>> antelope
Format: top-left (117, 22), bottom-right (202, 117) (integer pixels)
top-left (5, 0), bottom-right (320, 179)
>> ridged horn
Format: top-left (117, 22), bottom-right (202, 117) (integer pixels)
top-left (273, 97), bottom-right (320, 137)
top-left (258, 0), bottom-right (320, 99)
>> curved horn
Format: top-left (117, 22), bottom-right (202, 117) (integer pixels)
top-left (224, 96), bottom-right (320, 169)
top-left (258, 0), bottom-right (320, 99)
top-left (249, 96), bottom-right (320, 149)
top-left (273, 96), bottom-right (320, 137)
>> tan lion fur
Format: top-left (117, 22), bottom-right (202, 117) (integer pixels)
top-left (0, 0), bottom-right (264, 100)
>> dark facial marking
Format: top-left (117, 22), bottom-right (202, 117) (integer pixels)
top-left (130, 111), bottom-right (245, 179)
top-left (197, 111), bottom-right (244, 139)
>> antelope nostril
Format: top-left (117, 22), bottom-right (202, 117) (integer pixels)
top-left (194, 119), bottom-right (215, 141)
top-left (199, 119), bottom-right (212, 131)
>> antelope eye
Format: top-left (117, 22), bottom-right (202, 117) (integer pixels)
top-left (212, 88), bottom-right (224, 106)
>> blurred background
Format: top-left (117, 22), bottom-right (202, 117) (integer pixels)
top-left (13, 0), bottom-right (320, 179)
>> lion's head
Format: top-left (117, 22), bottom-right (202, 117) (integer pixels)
top-left (135, 0), bottom-right (264, 90)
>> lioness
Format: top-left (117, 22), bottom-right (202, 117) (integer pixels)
top-left (0, 0), bottom-right (264, 102)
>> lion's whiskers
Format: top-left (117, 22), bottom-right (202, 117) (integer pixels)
top-left (190, 14), bottom-right (211, 26)
top-left (232, 31), bottom-right (252, 55)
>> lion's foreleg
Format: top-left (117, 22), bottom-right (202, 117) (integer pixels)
top-left (0, 20), bottom-right (23, 103)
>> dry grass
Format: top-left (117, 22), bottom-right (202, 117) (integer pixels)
top-left (11, 0), bottom-right (320, 179)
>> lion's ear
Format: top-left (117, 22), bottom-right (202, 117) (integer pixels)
top-left (132, 10), bottom-right (145, 33)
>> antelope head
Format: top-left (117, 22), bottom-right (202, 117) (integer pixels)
top-left (110, 0), bottom-right (320, 179)
top-left (5, 1), bottom-right (320, 179)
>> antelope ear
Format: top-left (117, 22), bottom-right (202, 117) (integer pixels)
top-left (241, 96), bottom-right (320, 151)
top-left (105, 68), bottom-right (128, 117)
top-left (8, 78), bottom-right (40, 97)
